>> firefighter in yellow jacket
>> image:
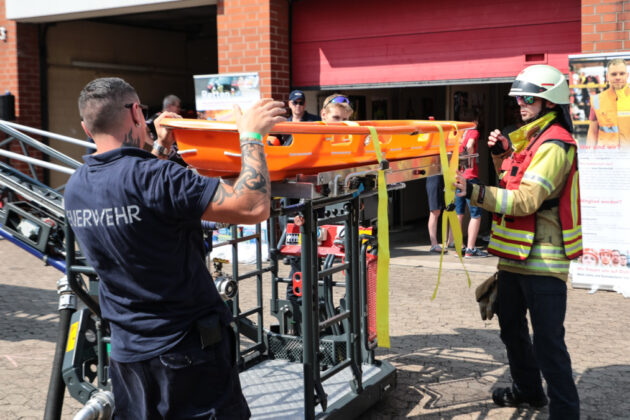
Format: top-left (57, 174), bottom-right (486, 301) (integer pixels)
top-left (455, 64), bottom-right (581, 419)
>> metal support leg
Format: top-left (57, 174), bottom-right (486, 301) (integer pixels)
top-left (347, 197), bottom-right (363, 392)
top-left (301, 201), bottom-right (316, 419)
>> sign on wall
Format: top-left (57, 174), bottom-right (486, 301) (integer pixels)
top-left (568, 52), bottom-right (630, 295)
top-left (193, 72), bottom-right (260, 121)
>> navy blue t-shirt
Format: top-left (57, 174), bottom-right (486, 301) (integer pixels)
top-left (64, 148), bottom-right (231, 362)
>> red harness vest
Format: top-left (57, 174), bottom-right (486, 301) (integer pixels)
top-left (488, 124), bottom-right (582, 261)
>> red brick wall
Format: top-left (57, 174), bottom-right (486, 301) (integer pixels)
top-left (217, 0), bottom-right (290, 100)
top-left (0, 1), bottom-right (42, 175)
top-left (582, 0), bottom-right (630, 52)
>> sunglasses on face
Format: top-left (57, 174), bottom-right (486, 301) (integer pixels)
top-left (291, 100), bottom-right (305, 105)
top-left (124, 103), bottom-right (150, 119)
top-left (323, 95), bottom-right (350, 109)
top-left (515, 95), bottom-right (535, 105)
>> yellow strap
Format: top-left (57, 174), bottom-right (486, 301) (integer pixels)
top-left (367, 126), bottom-right (390, 348)
top-left (432, 124), bottom-right (470, 300)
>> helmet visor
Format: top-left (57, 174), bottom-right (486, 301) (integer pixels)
top-left (509, 79), bottom-right (547, 96)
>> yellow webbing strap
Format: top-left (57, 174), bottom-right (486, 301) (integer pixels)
top-left (432, 124), bottom-right (470, 300)
top-left (367, 126), bottom-right (390, 348)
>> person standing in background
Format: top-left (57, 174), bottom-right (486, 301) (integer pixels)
top-left (320, 94), bottom-right (353, 122)
top-left (455, 110), bottom-right (488, 258)
top-left (280, 90), bottom-right (319, 146)
top-left (162, 94), bottom-right (182, 114)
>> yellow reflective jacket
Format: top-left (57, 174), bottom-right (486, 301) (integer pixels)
top-left (471, 122), bottom-right (580, 281)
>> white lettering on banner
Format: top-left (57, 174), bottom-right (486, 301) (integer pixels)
top-left (66, 205), bottom-right (142, 228)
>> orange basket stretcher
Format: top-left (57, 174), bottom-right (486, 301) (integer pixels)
top-left (161, 119), bottom-right (474, 181)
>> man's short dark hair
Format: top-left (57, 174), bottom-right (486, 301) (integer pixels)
top-left (162, 94), bottom-right (181, 110)
top-left (78, 77), bottom-right (138, 135)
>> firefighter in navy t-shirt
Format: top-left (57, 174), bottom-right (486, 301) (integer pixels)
top-left (64, 77), bottom-right (286, 419)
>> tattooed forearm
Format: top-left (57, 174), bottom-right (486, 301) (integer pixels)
top-left (210, 143), bottom-right (269, 204)
top-left (235, 144), bottom-right (269, 194)
top-left (212, 182), bottom-right (229, 204)
top-left (122, 128), bottom-right (142, 148)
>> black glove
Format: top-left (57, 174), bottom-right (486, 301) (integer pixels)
top-left (489, 138), bottom-right (510, 155)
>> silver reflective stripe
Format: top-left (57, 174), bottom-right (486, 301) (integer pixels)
top-left (489, 239), bottom-right (529, 255)
top-left (530, 246), bottom-right (565, 257)
top-left (492, 224), bottom-right (535, 241)
top-left (499, 189), bottom-right (509, 214)
top-left (331, 151), bottom-right (351, 155)
top-left (501, 259), bottom-right (570, 271)
top-left (592, 94), bottom-right (600, 110)
top-left (564, 240), bottom-right (582, 254)
top-left (289, 152), bottom-right (312, 156)
top-left (600, 126), bottom-right (619, 133)
top-left (571, 169), bottom-right (578, 221)
top-left (563, 227), bottom-right (581, 242)
top-left (523, 172), bottom-right (554, 193)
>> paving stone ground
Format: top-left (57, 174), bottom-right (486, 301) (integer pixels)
top-left (1, 224), bottom-right (629, 419)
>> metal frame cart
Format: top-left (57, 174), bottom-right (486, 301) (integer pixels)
top-left (0, 120), bottom-right (444, 419)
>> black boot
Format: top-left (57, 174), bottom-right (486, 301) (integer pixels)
top-left (492, 384), bottom-right (548, 408)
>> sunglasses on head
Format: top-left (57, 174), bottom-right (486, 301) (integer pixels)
top-left (515, 95), bottom-right (536, 105)
top-left (323, 95), bottom-right (350, 109)
top-left (291, 100), bottom-right (305, 105)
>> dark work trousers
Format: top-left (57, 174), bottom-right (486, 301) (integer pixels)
top-left (497, 270), bottom-right (579, 419)
top-left (109, 325), bottom-right (250, 419)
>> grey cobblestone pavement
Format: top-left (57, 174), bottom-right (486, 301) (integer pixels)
top-left (1, 228), bottom-right (629, 419)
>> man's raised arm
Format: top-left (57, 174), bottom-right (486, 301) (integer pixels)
top-left (203, 98), bottom-right (286, 224)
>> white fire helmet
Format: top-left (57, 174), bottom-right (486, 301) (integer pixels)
top-left (509, 64), bottom-right (570, 105)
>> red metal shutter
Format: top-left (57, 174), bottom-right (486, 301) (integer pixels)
top-left (291, 0), bottom-right (580, 88)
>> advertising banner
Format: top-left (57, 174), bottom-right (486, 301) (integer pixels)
top-left (193, 72), bottom-right (260, 121)
top-left (568, 52), bottom-right (630, 295)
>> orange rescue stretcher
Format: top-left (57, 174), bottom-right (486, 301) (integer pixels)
top-left (161, 119), bottom-right (474, 181)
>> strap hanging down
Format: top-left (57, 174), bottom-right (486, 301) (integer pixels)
top-left (367, 126), bottom-right (391, 348)
top-left (432, 124), bottom-right (470, 300)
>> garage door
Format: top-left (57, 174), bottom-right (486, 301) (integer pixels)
top-left (291, 0), bottom-right (580, 89)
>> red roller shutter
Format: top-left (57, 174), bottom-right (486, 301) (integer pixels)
top-left (291, 0), bottom-right (580, 88)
